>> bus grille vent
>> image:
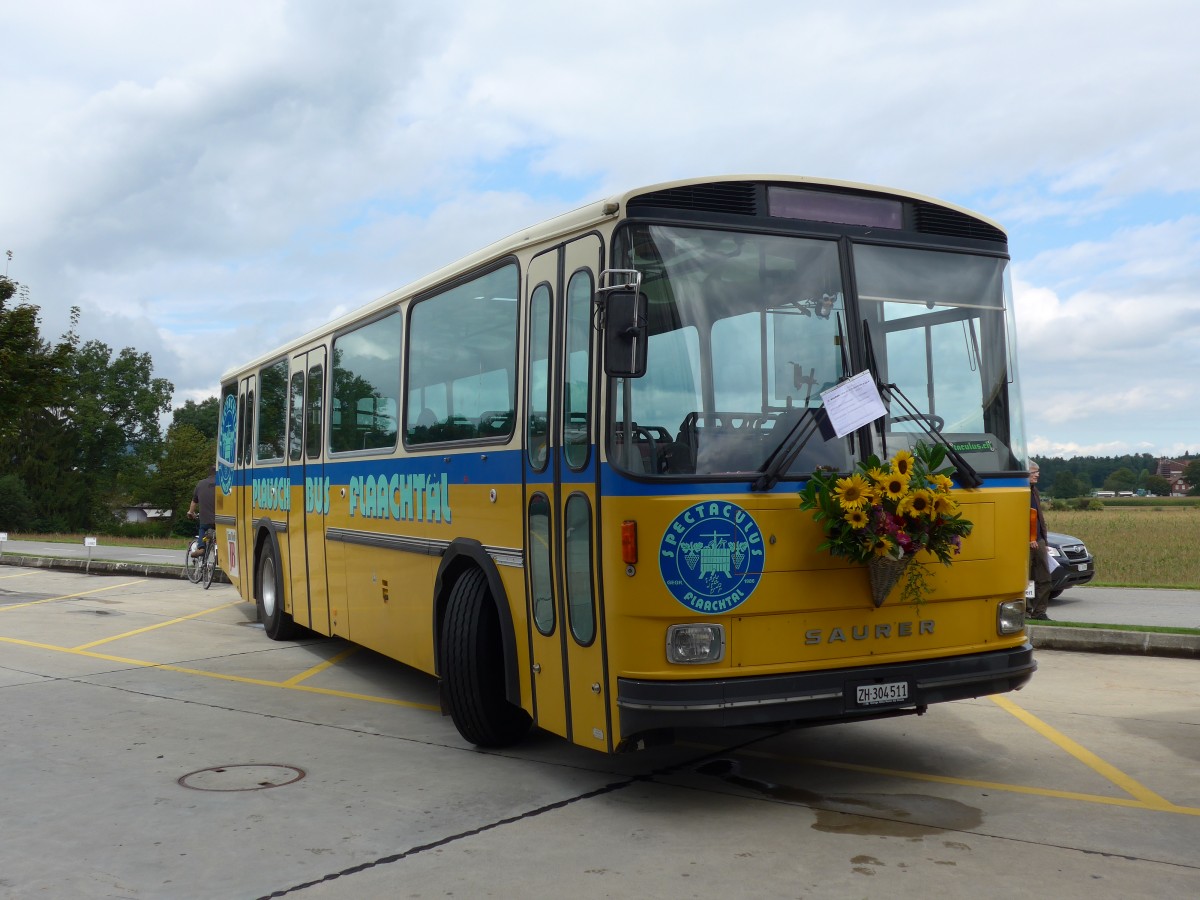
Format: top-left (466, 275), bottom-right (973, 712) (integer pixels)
top-left (913, 203), bottom-right (1007, 243)
top-left (629, 182), bottom-right (759, 216)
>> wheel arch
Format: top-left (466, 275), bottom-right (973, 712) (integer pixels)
top-left (433, 539), bottom-right (522, 708)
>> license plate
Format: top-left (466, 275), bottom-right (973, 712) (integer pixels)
top-left (1024, 580), bottom-right (1035, 599)
top-left (856, 681), bottom-right (909, 706)
top-left (1077, 563), bottom-right (1088, 571)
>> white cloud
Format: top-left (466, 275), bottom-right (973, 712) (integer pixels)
top-left (3, 0), bottom-right (1199, 458)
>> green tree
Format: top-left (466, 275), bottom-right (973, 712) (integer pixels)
top-left (171, 397), bottom-right (220, 442)
top-left (148, 423), bottom-right (215, 533)
top-left (1144, 474), bottom-right (1171, 497)
top-left (0, 472), bottom-right (34, 528)
top-left (0, 301), bottom-right (72, 446)
top-left (1051, 470), bottom-right (1083, 499)
top-left (0, 286), bottom-right (174, 530)
top-left (51, 340), bottom-right (174, 526)
top-left (1103, 467), bottom-right (1138, 494)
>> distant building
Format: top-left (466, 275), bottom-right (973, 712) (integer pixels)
top-left (1156, 459), bottom-right (1194, 497)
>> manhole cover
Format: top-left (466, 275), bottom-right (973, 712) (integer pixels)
top-left (178, 764), bottom-right (306, 792)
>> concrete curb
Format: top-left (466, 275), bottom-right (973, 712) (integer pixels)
top-left (0, 553), bottom-right (230, 584)
top-left (1027, 623), bottom-right (1200, 660)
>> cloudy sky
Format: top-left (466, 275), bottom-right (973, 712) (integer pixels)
top-left (3, 0), bottom-right (1197, 460)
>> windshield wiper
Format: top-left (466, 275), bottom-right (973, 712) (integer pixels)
top-left (751, 406), bottom-right (833, 492)
top-left (863, 322), bottom-right (982, 490)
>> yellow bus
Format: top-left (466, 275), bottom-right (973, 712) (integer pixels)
top-left (215, 175), bottom-right (1035, 753)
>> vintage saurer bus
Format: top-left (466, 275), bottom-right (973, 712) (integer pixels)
top-left (215, 175), bottom-right (1035, 753)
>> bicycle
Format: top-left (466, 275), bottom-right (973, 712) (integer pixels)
top-left (185, 527), bottom-right (217, 588)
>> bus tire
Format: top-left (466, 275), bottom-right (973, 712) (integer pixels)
top-left (257, 540), bottom-right (298, 641)
top-left (441, 569), bottom-right (531, 747)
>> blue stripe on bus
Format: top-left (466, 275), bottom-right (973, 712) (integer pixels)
top-left (225, 454), bottom-right (1028, 493)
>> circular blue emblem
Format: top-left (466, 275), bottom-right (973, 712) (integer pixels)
top-left (659, 501), bottom-right (764, 614)
top-left (217, 394), bottom-right (238, 496)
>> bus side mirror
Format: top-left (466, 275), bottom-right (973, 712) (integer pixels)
top-left (603, 290), bottom-right (648, 378)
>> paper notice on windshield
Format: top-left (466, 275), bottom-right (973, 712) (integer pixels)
top-left (821, 370), bottom-right (886, 437)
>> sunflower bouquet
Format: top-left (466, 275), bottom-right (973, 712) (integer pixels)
top-left (798, 442), bottom-right (974, 606)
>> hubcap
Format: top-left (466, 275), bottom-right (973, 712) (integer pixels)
top-left (262, 559), bottom-right (276, 617)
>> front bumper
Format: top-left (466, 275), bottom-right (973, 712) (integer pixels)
top-left (617, 643), bottom-right (1035, 740)
top-left (1051, 556), bottom-right (1096, 592)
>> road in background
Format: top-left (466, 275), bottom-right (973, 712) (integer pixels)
top-left (1053, 585), bottom-right (1200, 629)
top-left (0, 537), bottom-right (187, 567)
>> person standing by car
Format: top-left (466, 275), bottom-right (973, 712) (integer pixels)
top-left (1028, 462), bottom-right (1052, 621)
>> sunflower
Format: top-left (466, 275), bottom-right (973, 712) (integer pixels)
top-left (891, 449), bottom-right (915, 478)
top-left (843, 507), bottom-right (870, 529)
top-left (879, 473), bottom-right (910, 502)
top-left (866, 466), bottom-right (889, 486)
top-left (834, 473), bottom-right (873, 510)
top-left (871, 535), bottom-right (896, 557)
top-left (932, 494), bottom-right (958, 516)
top-left (900, 488), bottom-right (935, 518)
top-left (931, 473), bottom-right (954, 493)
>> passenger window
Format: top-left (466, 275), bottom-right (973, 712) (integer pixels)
top-left (527, 283), bottom-right (551, 470)
top-left (287, 370), bottom-right (304, 462)
top-left (305, 364), bottom-right (323, 459)
top-left (528, 494), bottom-right (555, 636)
top-left (330, 313), bottom-right (401, 454)
top-left (256, 359), bottom-right (288, 462)
top-left (407, 263), bottom-right (519, 445)
top-left (564, 494), bottom-right (595, 645)
top-left (563, 270), bottom-right (593, 469)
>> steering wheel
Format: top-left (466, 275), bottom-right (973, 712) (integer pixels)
top-left (892, 413), bottom-right (945, 433)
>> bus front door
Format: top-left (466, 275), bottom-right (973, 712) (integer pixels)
top-left (523, 235), bottom-right (611, 751)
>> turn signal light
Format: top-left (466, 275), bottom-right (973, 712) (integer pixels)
top-left (621, 520), bottom-right (638, 565)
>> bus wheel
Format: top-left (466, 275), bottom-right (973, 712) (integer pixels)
top-left (257, 541), bottom-right (298, 641)
top-left (441, 569), bottom-right (531, 747)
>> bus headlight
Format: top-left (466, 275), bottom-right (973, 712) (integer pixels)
top-left (666, 624), bottom-right (725, 664)
top-left (998, 600), bottom-right (1026, 635)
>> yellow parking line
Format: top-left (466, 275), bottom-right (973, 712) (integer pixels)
top-left (0, 580), bottom-right (148, 611)
top-left (683, 733), bottom-right (1200, 817)
top-left (72, 601), bottom-right (243, 650)
top-left (0, 571), bottom-right (37, 580)
top-left (711, 745), bottom-right (1187, 811)
top-left (989, 694), bottom-right (1179, 809)
top-left (0, 634), bottom-right (438, 711)
top-left (282, 646), bottom-right (360, 686)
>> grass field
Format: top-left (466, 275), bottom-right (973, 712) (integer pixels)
top-left (1047, 506), bottom-right (1200, 589)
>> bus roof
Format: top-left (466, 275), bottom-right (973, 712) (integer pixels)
top-left (220, 174), bottom-right (1005, 381)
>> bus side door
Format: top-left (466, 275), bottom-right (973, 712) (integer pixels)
top-left (236, 375), bottom-right (256, 596)
top-left (523, 234), bottom-right (611, 751)
top-left (285, 349), bottom-right (330, 632)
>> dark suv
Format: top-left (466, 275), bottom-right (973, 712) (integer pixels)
top-left (1047, 531), bottom-right (1096, 599)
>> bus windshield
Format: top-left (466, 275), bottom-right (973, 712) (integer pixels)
top-left (610, 224), bottom-right (1025, 478)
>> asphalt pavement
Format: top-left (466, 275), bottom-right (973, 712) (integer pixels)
top-left (1, 537), bottom-right (1196, 658)
top-left (4, 568), bottom-right (1196, 898)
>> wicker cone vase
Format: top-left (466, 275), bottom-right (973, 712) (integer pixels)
top-left (867, 556), bottom-right (911, 608)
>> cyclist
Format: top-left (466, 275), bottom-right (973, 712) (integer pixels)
top-left (187, 466), bottom-right (217, 558)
